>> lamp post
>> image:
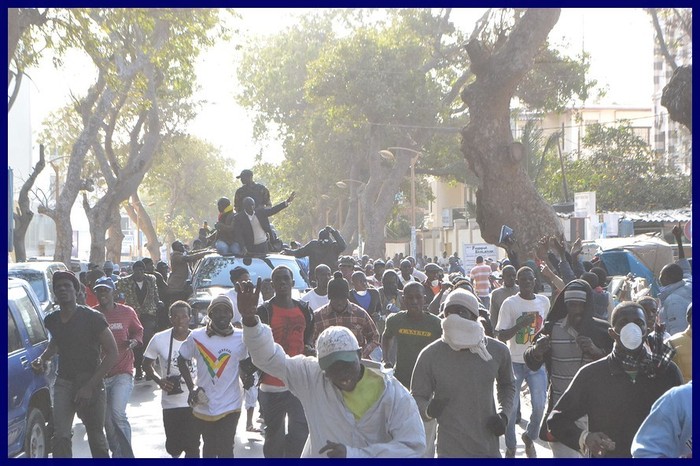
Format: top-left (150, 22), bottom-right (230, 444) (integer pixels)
top-left (379, 147), bottom-right (422, 258)
top-left (336, 179), bottom-right (366, 256)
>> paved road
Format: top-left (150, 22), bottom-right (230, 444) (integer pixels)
top-left (67, 379), bottom-right (552, 458)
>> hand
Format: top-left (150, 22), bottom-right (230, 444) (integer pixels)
top-left (241, 372), bottom-right (255, 390)
top-left (383, 360), bottom-right (394, 369)
top-left (550, 235), bottom-right (566, 256)
top-left (426, 397), bottom-right (449, 419)
top-left (74, 384), bottom-right (94, 409)
top-left (286, 191), bottom-right (296, 204)
top-left (570, 237), bottom-right (583, 257)
top-left (31, 356), bottom-right (46, 374)
top-left (319, 440), bottom-right (347, 458)
top-left (214, 222), bottom-right (222, 230)
top-left (126, 339), bottom-right (138, 350)
top-left (585, 431), bottom-right (616, 457)
top-left (533, 335), bottom-right (551, 358)
top-left (486, 411), bottom-right (508, 436)
top-left (576, 336), bottom-right (602, 358)
top-left (516, 313), bottom-right (536, 328)
top-left (672, 222), bottom-right (683, 240)
top-left (535, 236), bottom-right (549, 261)
top-left (539, 263), bottom-right (556, 279)
top-left (325, 225), bottom-right (333, 233)
top-left (235, 278), bottom-right (262, 322)
top-left (158, 378), bottom-right (176, 393)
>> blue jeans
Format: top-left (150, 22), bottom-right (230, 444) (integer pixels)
top-left (104, 373), bottom-right (135, 458)
top-left (258, 390), bottom-right (308, 458)
top-left (506, 363), bottom-right (547, 450)
top-left (215, 240), bottom-right (243, 256)
top-left (52, 377), bottom-right (109, 458)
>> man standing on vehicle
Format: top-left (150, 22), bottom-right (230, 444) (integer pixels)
top-left (283, 226), bottom-right (347, 283)
top-left (32, 271), bottom-right (118, 458)
top-left (93, 277), bottom-right (143, 458)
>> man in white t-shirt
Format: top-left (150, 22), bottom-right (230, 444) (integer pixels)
top-left (496, 267), bottom-right (550, 458)
top-left (143, 301), bottom-right (200, 458)
top-left (300, 264), bottom-right (332, 311)
top-left (177, 296), bottom-right (249, 458)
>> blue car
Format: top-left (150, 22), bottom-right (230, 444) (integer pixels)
top-left (7, 278), bottom-right (52, 458)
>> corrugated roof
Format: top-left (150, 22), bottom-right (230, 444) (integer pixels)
top-left (556, 207), bottom-right (692, 222)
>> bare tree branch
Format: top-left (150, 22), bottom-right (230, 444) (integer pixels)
top-left (648, 8), bottom-right (678, 71)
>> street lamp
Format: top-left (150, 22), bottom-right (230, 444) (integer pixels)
top-left (379, 147), bottom-right (422, 258)
top-left (336, 179), bottom-right (366, 255)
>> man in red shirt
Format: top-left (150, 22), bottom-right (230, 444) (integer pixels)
top-left (94, 277), bottom-right (144, 458)
top-left (470, 256), bottom-right (492, 310)
top-left (256, 266), bottom-right (315, 458)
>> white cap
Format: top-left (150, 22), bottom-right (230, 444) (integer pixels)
top-left (442, 288), bottom-right (479, 318)
top-left (316, 326), bottom-right (360, 370)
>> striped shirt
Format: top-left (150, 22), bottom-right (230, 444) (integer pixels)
top-left (549, 320), bottom-right (596, 404)
top-left (470, 264), bottom-right (492, 297)
top-left (313, 302), bottom-right (380, 358)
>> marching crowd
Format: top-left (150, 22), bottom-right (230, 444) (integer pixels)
top-left (30, 168), bottom-right (692, 458)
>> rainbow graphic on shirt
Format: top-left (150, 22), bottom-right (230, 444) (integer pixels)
top-left (194, 339), bottom-right (231, 379)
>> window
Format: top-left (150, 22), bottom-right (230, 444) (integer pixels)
top-left (8, 309), bottom-right (23, 353)
top-left (8, 287), bottom-right (47, 346)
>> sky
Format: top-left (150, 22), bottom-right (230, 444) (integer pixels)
top-left (26, 8), bottom-right (654, 171)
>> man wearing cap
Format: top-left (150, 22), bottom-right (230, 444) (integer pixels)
top-left (234, 168), bottom-right (272, 213)
top-left (177, 296), bottom-right (250, 458)
top-left (313, 272), bottom-right (381, 360)
top-left (283, 226), bottom-right (347, 283)
top-left (103, 260), bottom-right (120, 285)
top-left (547, 302), bottom-right (683, 458)
top-left (382, 281), bottom-right (442, 457)
top-left (31, 271), bottom-right (118, 458)
top-left (94, 277), bottom-right (144, 458)
top-left (238, 279), bottom-right (426, 457)
top-left (338, 255), bottom-right (356, 282)
top-left (422, 263), bottom-right (444, 302)
top-left (411, 288), bottom-right (515, 457)
top-left (213, 197), bottom-right (241, 256)
top-left (523, 279), bottom-right (611, 457)
top-left (118, 260), bottom-right (160, 381)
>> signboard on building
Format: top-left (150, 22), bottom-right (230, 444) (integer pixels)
top-left (574, 191), bottom-right (596, 218)
top-left (441, 208), bottom-right (452, 228)
top-left (462, 243), bottom-right (498, 268)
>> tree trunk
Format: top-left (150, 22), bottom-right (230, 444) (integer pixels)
top-left (12, 144), bottom-right (46, 262)
top-left (105, 205), bottom-right (124, 264)
top-left (124, 195), bottom-right (160, 261)
top-left (84, 192), bottom-right (113, 265)
top-left (460, 9), bottom-right (563, 258)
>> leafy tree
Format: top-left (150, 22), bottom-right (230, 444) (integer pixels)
top-left (34, 8), bottom-right (227, 265)
top-left (238, 8), bottom-right (595, 257)
top-left (537, 123), bottom-right (691, 211)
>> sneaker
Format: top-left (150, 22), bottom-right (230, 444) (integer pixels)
top-left (522, 433), bottom-right (537, 458)
top-left (505, 448), bottom-right (516, 458)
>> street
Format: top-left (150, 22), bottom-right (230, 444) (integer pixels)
top-left (66, 378), bottom-right (551, 458)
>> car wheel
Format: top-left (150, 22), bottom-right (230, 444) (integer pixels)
top-left (25, 408), bottom-right (48, 458)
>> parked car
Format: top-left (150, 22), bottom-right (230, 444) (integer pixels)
top-left (188, 253), bottom-right (311, 327)
top-left (8, 261), bottom-right (68, 317)
top-left (8, 278), bottom-right (52, 458)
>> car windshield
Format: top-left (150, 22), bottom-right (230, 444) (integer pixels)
top-left (193, 256), bottom-right (309, 290)
top-left (8, 270), bottom-right (48, 302)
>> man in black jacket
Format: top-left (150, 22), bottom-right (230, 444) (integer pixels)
top-left (233, 193), bottom-right (295, 254)
top-left (255, 265), bottom-right (314, 458)
top-left (547, 302), bottom-right (682, 458)
top-left (283, 226), bottom-right (346, 283)
top-left (524, 279), bottom-right (612, 457)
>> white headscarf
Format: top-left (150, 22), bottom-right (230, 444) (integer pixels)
top-left (441, 314), bottom-right (492, 361)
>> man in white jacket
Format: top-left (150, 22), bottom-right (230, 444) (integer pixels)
top-left (237, 278), bottom-right (426, 458)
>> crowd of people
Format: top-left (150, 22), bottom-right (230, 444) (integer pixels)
top-left (30, 168), bottom-right (692, 458)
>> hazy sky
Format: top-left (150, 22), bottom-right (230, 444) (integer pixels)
top-left (26, 8), bottom-right (653, 171)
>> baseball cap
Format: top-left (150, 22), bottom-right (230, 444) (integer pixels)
top-left (316, 326), bottom-right (361, 371)
top-left (425, 263), bottom-right (442, 273)
top-left (93, 277), bottom-right (116, 291)
top-left (52, 270), bottom-right (81, 292)
top-left (236, 169), bottom-right (253, 179)
top-left (442, 288), bottom-right (479, 318)
top-left (207, 295), bottom-right (233, 315)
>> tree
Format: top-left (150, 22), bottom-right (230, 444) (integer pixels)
top-left (648, 8), bottom-right (692, 132)
top-left (12, 145), bottom-right (46, 261)
top-left (8, 8), bottom-right (49, 112)
top-left (460, 9), bottom-right (564, 258)
top-left (537, 123), bottom-right (691, 211)
top-left (239, 8), bottom-right (595, 257)
top-left (35, 9), bottom-right (226, 265)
